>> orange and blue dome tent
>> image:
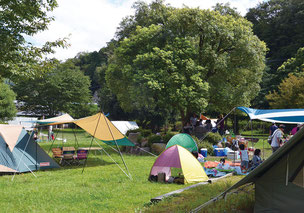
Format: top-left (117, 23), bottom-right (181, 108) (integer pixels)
top-left (149, 145), bottom-right (208, 184)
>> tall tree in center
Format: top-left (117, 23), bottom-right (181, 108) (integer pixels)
top-left (107, 1), bottom-right (266, 124)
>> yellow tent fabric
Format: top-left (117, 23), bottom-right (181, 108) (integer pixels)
top-left (36, 114), bottom-right (74, 124)
top-left (178, 146), bottom-right (208, 183)
top-left (74, 113), bottom-right (124, 141)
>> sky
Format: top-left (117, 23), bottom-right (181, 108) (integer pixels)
top-left (30, 0), bottom-right (264, 61)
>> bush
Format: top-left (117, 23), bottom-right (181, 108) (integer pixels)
top-left (148, 135), bottom-right (162, 146)
top-left (204, 132), bottom-right (222, 145)
top-left (162, 132), bottom-right (175, 144)
top-left (193, 136), bottom-right (214, 156)
top-left (126, 128), bottom-right (152, 138)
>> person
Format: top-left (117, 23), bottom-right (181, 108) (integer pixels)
top-left (271, 124), bottom-right (285, 153)
top-left (183, 122), bottom-right (193, 134)
top-left (192, 151), bottom-right (205, 162)
top-left (269, 123), bottom-right (278, 136)
top-left (190, 113), bottom-right (197, 127)
top-left (291, 123), bottom-right (302, 135)
top-left (216, 114), bottom-right (225, 136)
top-left (251, 149), bottom-right (262, 170)
top-left (239, 144), bottom-right (249, 171)
top-left (204, 119), bottom-right (212, 132)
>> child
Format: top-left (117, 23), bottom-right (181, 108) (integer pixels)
top-left (251, 149), bottom-right (262, 170)
top-left (239, 144), bottom-right (249, 171)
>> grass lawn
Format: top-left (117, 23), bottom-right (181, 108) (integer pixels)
top-left (0, 129), bottom-right (187, 212)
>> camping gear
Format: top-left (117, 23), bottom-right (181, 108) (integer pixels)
top-left (149, 145), bottom-right (208, 184)
top-left (218, 126), bottom-right (304, 212)
top-left (166, 133), bottom-right (198, 152)
top-left (200, 148), bottom-right (208, 157)
top-left (237, 107), bottom-right (304, 124)
top-left (214, 148), bottom-right (226, 156)
top-left (0, 125), bottom-right (59, 173)
top-left (227, 151), bottom-right (240, 160)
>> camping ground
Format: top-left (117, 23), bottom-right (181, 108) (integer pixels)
top-left (0, 129), bottom-right (271, 212)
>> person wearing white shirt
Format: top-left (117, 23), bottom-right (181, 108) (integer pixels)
top-left (271, 124), bottom-right (285, 153)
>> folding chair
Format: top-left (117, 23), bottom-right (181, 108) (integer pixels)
top-left (61, 147), bottom-right (75, 166)
top-left (74, 149), bottom-right (88, 165)
top-left (51, 148), bottom-right (63, 163)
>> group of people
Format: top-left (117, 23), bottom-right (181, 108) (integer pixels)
top-left (239, 143), bottom-right (262, 172)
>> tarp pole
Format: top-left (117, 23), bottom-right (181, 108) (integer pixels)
top-left (81, 113), bottom-right (102, 174)
top-left (48, 128), bottom-right (59, 154)
top-left (72, 125), bottom-right (79, 149)
top-left (103, 112), bottom-right (132, 180)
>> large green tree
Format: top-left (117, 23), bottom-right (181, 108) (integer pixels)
top-left (13, 61), bottom-right (95, 118)
top-left (0, 0), bottom-right (67, 79)
top-left (0, 82), bottom-right (17, 121)
top-left (107, 1), bottom-right (266, 124)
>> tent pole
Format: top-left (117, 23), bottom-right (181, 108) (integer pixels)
top-left (251, 119), bottom-right (253, 149)
top-left (81, 113), bottom-right (103, 174)
top-left (12, 130), bottom-right (37, 181)
top-left (72, 125), bottom-right (79, 149)
top-left (102, 112), bottom-right (132, 180)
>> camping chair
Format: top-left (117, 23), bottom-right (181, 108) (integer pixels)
top-left (51, 148), bottom-right (63, 163)
top-left (61, 147), bottom-right (76, 166)
top-left (74, 149), bottom-right (88, 165)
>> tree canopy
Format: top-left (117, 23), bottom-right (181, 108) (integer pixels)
top-left (0, 0), bottom-right (67, 80)
top-left (13, 61), bottom-right (95, 118)
top-left (107, 1), bottom-right (266, 123)
top-left (0, 82), bottom-right (17, 121)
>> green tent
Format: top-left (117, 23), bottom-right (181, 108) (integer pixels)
top-left (166, 133), bottom-right (198, 152)
top-left (0, 125), bottom-right (59, 173)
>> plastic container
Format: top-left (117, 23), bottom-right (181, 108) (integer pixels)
top-left (214, 148), bottom-right (226, 156)
top-left (200, 148), bottom-right (208, 157)
top-left (227, 151), bottom-right (240, 159)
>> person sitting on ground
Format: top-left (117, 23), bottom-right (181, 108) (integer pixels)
top-left (217, 158), bottom-right (231, 170)
top-left (183, 122), bottom-right (193, 134)
top-left (251, 149), bottom-right (262, 170)
top-left (204, 119), bottom-right (212, 132)
top-left (239, 144), bottom-right (249, 172)
top-left (192, 151), bottom-right (205, 162)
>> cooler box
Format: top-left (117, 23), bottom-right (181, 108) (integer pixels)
top-left (214, 148), bottom-right (226, 156)
top-left (227, 151), bottom-right (240, 159)
top-left (200, 148), bottom-right (208, 157)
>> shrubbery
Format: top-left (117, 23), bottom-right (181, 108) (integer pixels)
top-left (193, 136), bottom-right (214, 156)
top-left (203, 132), bottom-right (222, 145)
top-left (126, 128), bottom-right (152, 138)
top-left (148, 135), bottom-right (162, 146)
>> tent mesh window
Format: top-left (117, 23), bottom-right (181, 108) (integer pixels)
top-left (290, 159), bottom-right (304, 188)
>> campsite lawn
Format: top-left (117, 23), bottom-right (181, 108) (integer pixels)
top-left (0, 129), bottom-right (188, 212)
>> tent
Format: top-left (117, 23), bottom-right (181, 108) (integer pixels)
top-left (112, 121), bottom-right (139, 135)
top-left (149, 145), bottom-right (208, 184)
top-left (215, 127), bottom-right (304, 212)
top-left (165, 133), bottom-right (198, 152)
top-left (0, 125), bottom-right (59, 173)
top-left (237, 107), bottom-right (304, 124)
top-left (35, 113), bottom-right (74, 125)
top-left (50, 113), bottom-right (134, 146)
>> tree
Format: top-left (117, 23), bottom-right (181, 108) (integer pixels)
top-left (266, 74), bottom-right (304, 108)
top-left (13, 61), bottom-right (95, 118)
top-left (0, 82), bottom-right (17, 121)
top-left (107, 2), bottom-right (266, 124)
top-left (246, 0), bottom-right (304, 107)
top-left (0, 0), bottom-right (67, 80)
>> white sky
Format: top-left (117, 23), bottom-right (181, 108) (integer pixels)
top-left (30, 0), bottom-right (264, 61)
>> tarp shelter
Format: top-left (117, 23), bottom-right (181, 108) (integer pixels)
top-left (112, 121), bottom-right (139, 135)
top-left (50, 113), bottom-right (134, 146)
top-left (36, 114), bottom-right (74, 125)
top-left (219, 127), bottom-right (304, 212)
top-left (0, 125), bottom-right (59, 173)
top-left (165, 133), bottom-right (198, 152)
top-left (237, 107), bottom-right (304, 124)
top-left (149, 145), bottom-right (208, 184)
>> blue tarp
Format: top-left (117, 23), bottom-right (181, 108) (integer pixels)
top-left (237, 107), bottom-right (304, 124)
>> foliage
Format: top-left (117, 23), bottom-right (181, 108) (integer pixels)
top-left (107, 1), bottom-right (266, 125)
top-left (162, 132), bottom-right (175, 144)
top-left (203, 132), bottom-right (222, 145)
top-left (192, 136), bottom-right (213, 155)
top-left (0, 0), bottom-right (68, 80)
top-left (266, 74), bottom-right (304, 108)
top-left (13, 61), bottom-right (93, 118)
top-left (148, 134), bottom-right (162, 146)
top-left (246, 0), bottom-right (304, 107)
top-left (126, 128), bottom-right (152, 138)
top-left (0, 82), bottom-right (17, 121)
